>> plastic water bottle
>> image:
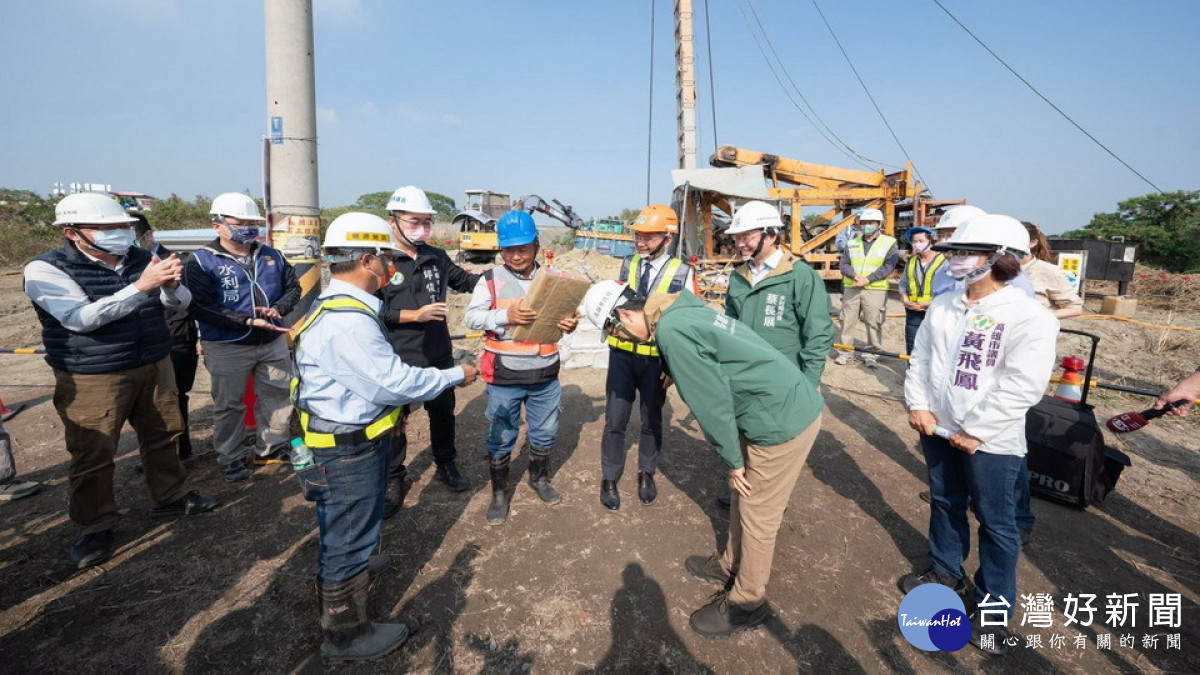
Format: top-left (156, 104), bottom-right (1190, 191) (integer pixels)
top-left (930, 425), bottom-right (956, 440)
top-left (290, 438), bottom-right (314, 471)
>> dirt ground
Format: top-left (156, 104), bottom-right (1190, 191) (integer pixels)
top-left (0, 252), bottom-right (1198, 674)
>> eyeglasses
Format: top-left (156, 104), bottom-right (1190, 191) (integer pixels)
top-left (395, 217), bottom-right (433, 228)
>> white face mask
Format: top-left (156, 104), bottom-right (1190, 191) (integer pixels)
top-left (947, 255), bottom-right (983, 280)
top-left (912, 241), bottom-right (930, 254)
top-left (81, 228), bottom-right (136, 255)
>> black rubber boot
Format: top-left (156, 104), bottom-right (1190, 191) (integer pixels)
top-left (486, 455), bottom-right (510, 525)
top-left (527, 449), bottom-right (562, 505)
top-left (319, 572), bottom-right (413, 662)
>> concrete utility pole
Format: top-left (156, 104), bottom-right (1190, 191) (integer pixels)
top-left (264, 0), bottom-right (321, 320)
top-left (674, 0), bottom-right (698, 170)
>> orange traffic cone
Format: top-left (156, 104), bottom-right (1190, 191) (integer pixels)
top-left (1053, 355), bottom-right (1086, 403)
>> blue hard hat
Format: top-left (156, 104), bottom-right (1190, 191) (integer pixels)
top-left (904, 226), bottom-right (935, 242)
top-left (496, 210), bottom-right (538, 248)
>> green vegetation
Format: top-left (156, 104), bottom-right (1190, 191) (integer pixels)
top-left (1061, 190), bottom-right (1200, 273)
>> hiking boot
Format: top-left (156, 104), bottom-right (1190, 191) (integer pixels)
top-left (637, 471), bottom-right (657, 505)
top-left (486, 456), bottom-right (510, 525)
top-left (527, 450), bottom-right (561, 505)
top-left (685, 553), bottom-right (732, 587)
top-left (319, 572), bottom-right (416, 662)
top-left (688, 594), bottom-right (769, 639)
top-left (251, 443), bottom-right (291, 466)
top-left (600, 480), bottom-right (620, 511)
top-left (434, 461), bottom-right (469, 492)
top-left (0, 480), bottom-right (41, 501)
top-left (150, 491), bottom-right (219, 519)
top-left (68, 529), bottom-right (114, 569)
top-left (833, 352), bottom-right (852, 366)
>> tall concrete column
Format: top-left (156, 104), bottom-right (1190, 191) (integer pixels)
top-left (264, 0), bottom-right (321, 321)
top-left (674, 0), bottom-right (697, 170)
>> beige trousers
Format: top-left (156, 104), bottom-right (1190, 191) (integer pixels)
top-left (720, 413), bottom-right (822, 607)
top-left (838, 287), bottom-right (887, 353)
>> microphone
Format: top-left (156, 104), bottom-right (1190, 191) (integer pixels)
top-left (1105, 400), bottom-right (1184, 434)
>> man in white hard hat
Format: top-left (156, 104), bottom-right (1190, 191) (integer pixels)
top-left (24, 193), bottom-right (218, 569)
top-left (292, 212), bottom-right (478, 661)
top-left (184, 193), bottom-right (300, 482)
top-left (835, 208), bottom-right (898, 367)
top-left (377, 185), bottom-right (480, 514)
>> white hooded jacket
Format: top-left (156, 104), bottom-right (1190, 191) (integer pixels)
top-left (904, 284), bottom-right (1059, 457)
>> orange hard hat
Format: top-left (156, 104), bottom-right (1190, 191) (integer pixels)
top-left (629, 204), bottom-right (679, 235)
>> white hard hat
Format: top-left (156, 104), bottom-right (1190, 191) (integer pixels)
top-left (858, 208), bottom-right (884, 222)
top-left (933, 213), bottom-right (1030, 257)
top-left (386, 185), bottom-right (436, 214)
top-left (583, 280), bottom-right (634, 330)
top-left (726, 201), bottom-right (784, 235)
top-left (322, 212), bottom-right (402, 258)
top-left (209, 192), bottom-right (265, 221)
top-left (53, 193), bottom-right (138, 227)
top-left (935, 204), bottom-right (986, 231)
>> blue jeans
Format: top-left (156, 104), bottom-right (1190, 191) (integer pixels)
top-left (922, 435), bottom-right (1022, 614)
top-left (485, 380), bottom-right (562, 458)
top-left (1016, 457), bottom-right (1036, 534)
top-left (904, 308), bottom-right (926, 355)
top-left (298, 435), bottom-right (392, 585)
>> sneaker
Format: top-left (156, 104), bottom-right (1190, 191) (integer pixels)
top-left (0, 480), bottom-right (41, 501)
top-left (68, 529), bottom-right (114, 569)
top-left (251, 444), bottom-right (291, 466)
top-left (898, 568), bottom-right (977, 615)
top-left (224, 462), bottom-right (252, 483)
top-left (863, 357), bottom-right (878, 369)
top-left (833, 353), bottom-right (852, 366)
top-left (150, 491), bottom-right (219, 519)
top-left (969, 614), bottom-right (1011, 655)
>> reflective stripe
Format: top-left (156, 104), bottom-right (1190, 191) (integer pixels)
top-left (622, 255), bottom-right (689, 296)
top-left (607, 334), bottom-right (659, 357)
top-left (481, 267), bottom-right (560, 359)
top-left (844, 235), bottom-right (896, 289)
top-left (484, 338), bottom-right (558, 356)
top-left (290, 295), bottom-right (401, 449)
top-left (904, 253), bottom-right (945, 303)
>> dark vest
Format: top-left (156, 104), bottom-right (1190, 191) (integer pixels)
top-left (190, 244), bottom-right (287, 343)
top-left (32, 243), bottom-right (172, 374)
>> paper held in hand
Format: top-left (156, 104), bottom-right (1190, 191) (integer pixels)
top-left (511, 269), bottom-right (592, 344)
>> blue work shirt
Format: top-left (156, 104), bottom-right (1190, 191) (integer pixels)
top-left (931, 266), bottom-right (1036, 299)
top-left (294, 279), bottom-right (464, 428)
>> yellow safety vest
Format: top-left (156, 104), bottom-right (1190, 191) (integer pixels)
top-left (904, 253), bottom-right (946, 303)
top-left (607, 255), bottom-right (687, 357)
top-left (844, 234), bottom-right (897, 290)
top-left (290, 295), bottom-right (404, 449)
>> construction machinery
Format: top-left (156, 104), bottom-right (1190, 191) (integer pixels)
top-left (453, 189), bottom-right (511, 263)
top-left (671, 145), bottom-right (965, 295)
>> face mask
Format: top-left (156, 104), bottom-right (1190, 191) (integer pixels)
top-left (369, 256), bottom-right (395, 289)
top-left (400, 224), bottom-right (431, 245)
top-left (227, 225), bottom-right (259, 245)
top-left (947, 255), bottom-right (983, 280)
top-left (81, 228), bottom-right (136, 256)
top-left (912, 241), bottom-right (930, 254)
top-left (862, 224), bottom-right (879, 237)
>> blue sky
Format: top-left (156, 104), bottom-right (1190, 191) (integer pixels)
top-left (1, 0), bottom-right (1196, 233)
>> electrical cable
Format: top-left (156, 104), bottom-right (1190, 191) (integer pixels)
top-left (810, 0), bottom-right (933, 192)
top-left (646, 0), bottom-right (657, 204)
top-left (929, 0), bottom-right (1163, 194)
top-left (702, 0), bottom-right (719, 156)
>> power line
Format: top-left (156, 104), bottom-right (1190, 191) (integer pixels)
top-left (702, 0), bottom-right (719, 156)
top-left (646, 0), bottom-right (656, 204)
top-left (810, 0), bottom-right (932, 192)
top-left (929, 0), bottom-right (1163, 194)
top-left (731, 0), bottom-right (873, 170)
top-left (742, 0), bottom-right (892, 171)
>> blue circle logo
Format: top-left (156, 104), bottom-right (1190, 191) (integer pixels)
top-left (897, 584), bottom-right (971, 652)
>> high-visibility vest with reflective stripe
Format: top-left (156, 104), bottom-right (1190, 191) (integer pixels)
top-left (904, 253), bottom-right (946, 303)
top-left (844, 234), bottom-right (897, 290)
top-left (290, 295), bottom-right (403, 449)
top-left (619, 254), bottom-right (692, 298)
top-left (482, 267), bottom-right (559, 359)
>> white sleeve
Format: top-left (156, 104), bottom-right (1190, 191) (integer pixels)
top-left (904, 306), bottom-right (935, 411)
top-left (961, 310), bottom-right (1060, 444)
top-left (24, 260), bottom-right (148, 333)
top-left (464, 276), bottom-right (508, 331)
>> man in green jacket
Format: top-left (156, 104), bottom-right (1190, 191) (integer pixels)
top-left (582, 283), bottom-right (825, 639)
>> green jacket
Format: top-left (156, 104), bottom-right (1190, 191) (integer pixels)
top-left (724, 254), bottom-right (835, 388)
top-left (655, 292), bottom-right (824, 469)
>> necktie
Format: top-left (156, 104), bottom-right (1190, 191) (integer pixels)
top-left (638, 261), bottom-right (653, 298)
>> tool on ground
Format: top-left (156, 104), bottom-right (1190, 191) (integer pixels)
top-left (1105, 401), bottom-right (1185, 434)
